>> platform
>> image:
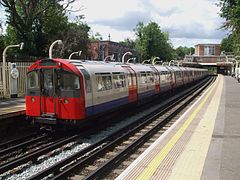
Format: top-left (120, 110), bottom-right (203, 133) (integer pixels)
top-left (0, 98), bottom-right (25, 120)
top-left (116, 75), bottom-right (240, 180)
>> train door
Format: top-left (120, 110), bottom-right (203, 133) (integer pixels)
top-left (80, 68), bottom-right (93, 116)
top-left (150, 66), bottom-right (160, 93)
top-left (39, 68), bottom-right (58, 117)
top-left (122, 66), bottom-right (138, 102)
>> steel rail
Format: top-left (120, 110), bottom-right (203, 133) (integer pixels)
top-left (0, 134), bottom-right (79, 174)
top-left (0, 134), bottom-right (48, 158)
top-left (0, 132), bottom-right (40, 150)
top-left (85, 76), bottom-right (215, 179)
top-left (29, 77), bottom-right (214, 180)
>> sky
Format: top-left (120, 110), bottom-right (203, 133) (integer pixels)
top-left (71, 0), bottom-right (229, 47)
top-left (0, 0), bottom-right (229, 48)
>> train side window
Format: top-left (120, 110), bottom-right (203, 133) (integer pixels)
top-left (147, 72), bottom-right (154, 84)
top-left (96, 75), bottom-right (112, 91)
top-left (140, 73), bottom-right (147, 84)
top-left (80, 69), bottom-right (91, 93)
top-left (27, 71), bottom-right (39, 88)
top-left (113, 73), bottom-right (126, 89)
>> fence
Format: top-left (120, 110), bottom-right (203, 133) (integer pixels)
top-left (0, 62), bottom-right (33, 99)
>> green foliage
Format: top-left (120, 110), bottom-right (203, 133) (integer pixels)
top-left (219, 0), bottom-right (240, 55)
top-left (61, 20), bottom-right (90, 59)
top-left (134, 21), bottom-right (174, 61)
top-left (0, 34), bottom-right (5, 56)
top-left (119, 38), bottom-right (136, 49)
top-left (221, 35), bottom-right (234, 52)
top-left (89, 32), bottom-right (103, 41)
top-left (0, 0), bottom-right (89, 58)
top-left (175, 46), bottom-right (194, 60)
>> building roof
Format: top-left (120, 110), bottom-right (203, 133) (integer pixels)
top-left (195, 44), bottom-right (220, 46)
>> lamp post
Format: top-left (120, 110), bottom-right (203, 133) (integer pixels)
top-left (151, 57), bottom-right (160, 65)
top-left (142, 59), bottom-right (151, 64)
top-left (122, 51), bottom-right (132, 63)
top-left (127, 57), bottom-right (136, 63)
top-left (104, 54), bottom-right (114, 62)
top-left (168, 60), bottom-right (175, 66)
top-left (154, 60), bottom-right (163, 65)
top-left (2, 42), bottom-right (24, 97)
top-left (69, 51), bottom-right (82, 59)
top-left (49, 40), bottom-right (63, 59)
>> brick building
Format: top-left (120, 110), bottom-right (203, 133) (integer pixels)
top-left (87, 41), bottom-right (140, 62)
top-left (195, 44), bottom-right (221, 56)
top-left (184, 44), bottom-right (234, 75)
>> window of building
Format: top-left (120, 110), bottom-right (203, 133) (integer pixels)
top-left (204, 46), bottom-right (215, 56)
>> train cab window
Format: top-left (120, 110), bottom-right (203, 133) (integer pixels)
top-left (62, 71), bottom-right (80, 90)
top-left (27, 71), bottom-right (39, 89)
top-left (96, 75), bottom-right (112, 91)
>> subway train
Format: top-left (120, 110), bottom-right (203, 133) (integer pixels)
top-left (26, 58), bottom-right (208, 126)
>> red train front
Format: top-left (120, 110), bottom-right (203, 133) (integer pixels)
top-left (26, 58), bottom-right (86, 125)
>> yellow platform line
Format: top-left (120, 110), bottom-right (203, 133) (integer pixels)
top-left (136, 77), bottom-right (221, 180)
top-left (169, 76), bottom-right (223, 179)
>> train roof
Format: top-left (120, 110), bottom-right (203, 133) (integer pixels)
top-left (28, 58), bottom-right (207, 76)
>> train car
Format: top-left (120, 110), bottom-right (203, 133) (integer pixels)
top-left (26, 58), bottom-right (208, 126)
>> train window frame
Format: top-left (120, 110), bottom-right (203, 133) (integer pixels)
top-left (147, 72), bottom-right (154, 84)
top-left (61, 70), bottom-right (81, 91)
top-left (27, 70), bottom-right (39, 89)
top-left (113, 72), bottom-right (126, 89)
top-left (80, 68), bottom-right (92, 93)
top-left (95, 73), bottom-right (112, 92)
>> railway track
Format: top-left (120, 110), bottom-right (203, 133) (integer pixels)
top-left (5, 76), bottom-right (214, 180)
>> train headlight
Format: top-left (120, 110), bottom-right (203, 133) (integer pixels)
top-left (31, 97), bottom-right (35, 102)
top-left (64, 99), bottom-right (69, 104)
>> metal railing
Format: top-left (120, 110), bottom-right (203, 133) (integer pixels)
top-left (0, 62), bottom-right (32, 99)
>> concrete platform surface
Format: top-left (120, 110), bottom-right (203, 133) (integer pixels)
top-left (0, 98), bottom-right (25, 119)
top-left (201, 76), bottom-right (240, 180)
top-left (116, 75), bottom-right (240, 180)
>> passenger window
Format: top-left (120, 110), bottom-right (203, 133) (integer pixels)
top-left (96, 75), bottom-right (112, 91)
top-left (27, 71), bottom-right (39, 88)
top-left (140, 73), bottom-right (147, 84)
top-left (113, 74), bottom-right (126, 89)
top-left (147, 72), bottom-right (154, 84)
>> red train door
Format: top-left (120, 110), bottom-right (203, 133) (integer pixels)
top-left (122, 66), bottom-right (138, 102)
top-left (150, 66), bottom-right (160, 93)
top-left (40, 68), bottom-right (58, 117)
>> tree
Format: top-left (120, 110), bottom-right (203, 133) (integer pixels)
top-left (89, 32), bottom-right (103, 41)
top-left (61, 20), bottom-right (90, 59)
top-left (175, 46), bottom-right (195, 60)
top-left (119, 38), bottom-right (136, 49)
top-left (134, 21), bottom-right (174, 61)
top-left (221, 35), bottom-right (234, 52)
top-left (0, 0), bottom-right (75, 57)
top-left (219, 0), bottom-right (240, 55)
